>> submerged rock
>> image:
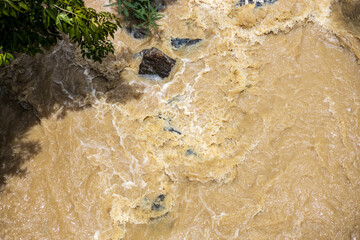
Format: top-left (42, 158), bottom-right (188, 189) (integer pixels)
top-left (163, 126), bottom-right (181, 135)
top-left (185, 149), bottom-right (198, 157)
top-left (236, 0), bottom-right (277, 7)
top-left (171, 38), bottom-right (202, 49)
top-left (125, 27), bottom-right (147, 39)
top-left (152, 194), bottom-right (166, 211)
top-left (19, 101), bottom-right (33, 111)
top-left (139, 47), bottom-right (176, 78)
top-left (152, 0), bottom-right (166, 11)
top-left (339, 0), bottom-right (360, 27)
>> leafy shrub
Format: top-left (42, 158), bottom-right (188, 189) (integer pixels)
top-left (105, 0), bottom-right (163, 35)
top-left (0, 0), bottom-right (122, 66)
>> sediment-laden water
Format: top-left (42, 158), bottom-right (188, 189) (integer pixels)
top-left (1, 0), bottom-right (360, 239)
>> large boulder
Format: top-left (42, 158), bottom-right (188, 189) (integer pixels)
top-left (139, 47), bottom-right (176, 78)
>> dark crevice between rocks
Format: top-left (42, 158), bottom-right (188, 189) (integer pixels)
top-left (139, 47), bottom-right (176, 78)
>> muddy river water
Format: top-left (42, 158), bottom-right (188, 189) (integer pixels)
top-left (1, 0), bottom-right (360, 239)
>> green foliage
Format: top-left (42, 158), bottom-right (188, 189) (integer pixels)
top-left (105, 0), bottom-right (163, 35)
top-left (0, 0), bottom-right (122, 66)
top-left (0, 47), bottom-right (14, 66)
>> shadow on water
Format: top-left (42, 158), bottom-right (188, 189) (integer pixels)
top-left (338, 0), bottom-right (360, 33)
top-left (339, 0), bottom-right (360, 25)
top-left (0, 87), bottom-right (41, 189)
top-left (0, 40), bottom-right (141, 190)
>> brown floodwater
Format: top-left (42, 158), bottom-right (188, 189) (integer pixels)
top-left (1, 0), bottom-right (360, 239)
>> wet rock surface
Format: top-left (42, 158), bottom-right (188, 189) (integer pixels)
top-left (185, 149), bottom-right (198, 157)
top-left (163, 126), bottom-right (181, 135)
top-left (339, 0), bottom-right (360, 26)
top-left (139, 47), bottom-right (176, 78)
top-left (152, 194), bottom-right (166, 211)
top-left (125, 27), bottom-right (147, 39)
top-left (171, 38), bottom-right (202, 49)
top-left (152, 0), bottom-right (166, 11)
top-left (236, 0), bottom-right (277, 7)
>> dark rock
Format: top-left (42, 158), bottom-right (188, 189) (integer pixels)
top-left (139, 47), bottom-right (176, 78)
top-left (166, 95), bottom-right (182, 104)
top-left (171, 38), bottom-right (202, 49)
top-left (264, 0), bottom-right (277, 4)
top-left (185, 149), bottom-right (198, 157)
top-left (163, 126), bottom-right (181, 135)
top-left (339, 0), bottom-right (360, 27)
top-left (236, 0), bottom-right (277, 7)
top-left (152, 194), bottom-right (166, 211)
top-left (237, 0), bottom-right (246, 6)
top-left (125, 27), bottom-right (147, 39)
top-left (152, 0), bottom-right (166, 11)
top-left (19, 101), bottom-right (33, 111)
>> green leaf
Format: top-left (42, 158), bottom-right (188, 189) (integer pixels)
top-left (2, 8), bottom-right (10, 16)
top-left (56, 15), bottom-right (63, 31)
top-left (46, 9), bottom-right (56, 20)
top-left (75, 25), bottom-right (81, 40)
top-left (75, 16), bottom-right (85, 26)
top-left (62, 22), bottom-right (68, 33)
top-left (59, 13), bottom-right (73, 26)
top-left (136, 22), bottom-right (147, 28)
top-left (10, 9), bottom-right (17, 18)
top-left (77, 13), bottom-right (87, 19)
top-left (46, 16), bottom-right (50, 28)
top-left (19, 2), bottom-right (28, 10)
top-left (84, 29), bottom-right (90, 41)
top-left (123, 1), bottom-right (134, 8)
top-left (90, 22), bottom-right (96, 32)
top-left (69, 27), bottom-right (75, 39)
top-left (124, 7), bottom-right (129, 17)
top-left (7, 53), bottom-right (14, 60)
top-left (5, 0), bottom-right (20, 11)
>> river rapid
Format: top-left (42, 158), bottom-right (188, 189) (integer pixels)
top-left (1, 0), bottom-right (360, 239)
